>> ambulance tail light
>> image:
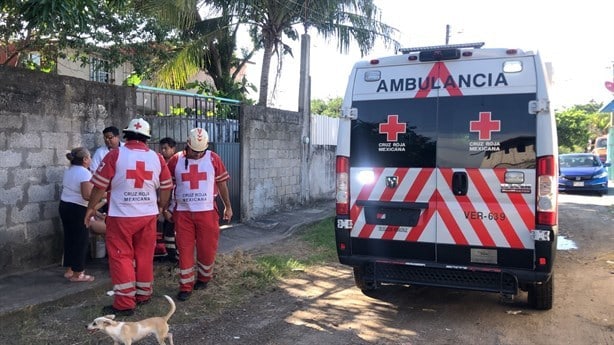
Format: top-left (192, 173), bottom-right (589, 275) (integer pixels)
top-left (536, 155), bottom-right (557, 226)
top-left (336, 156), bottom-right (350, 215)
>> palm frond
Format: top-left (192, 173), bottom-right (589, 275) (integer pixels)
top-left (153, 41), bottom-right (204, 89)
top-left (134, 0), bottom-right (199, 29)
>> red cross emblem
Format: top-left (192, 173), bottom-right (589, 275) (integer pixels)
top-left (379, 114), bottom-right (407, 142)
top-left (181, 164), bottom-right (207, 189)
top-left (126, 161), bottom-right (153, 188)
top-left (470, 112), bottom-right (501, 140)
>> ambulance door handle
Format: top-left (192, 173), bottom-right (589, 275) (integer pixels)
top-left (452, 171), bottom-right (468, 196)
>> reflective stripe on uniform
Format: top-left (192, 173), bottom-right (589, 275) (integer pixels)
top-left (197, 261), bottom-right (213, 277)
top-left (180, 275), bottom-right (195, 284)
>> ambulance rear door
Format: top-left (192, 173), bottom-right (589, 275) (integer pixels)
top-left (433, 56), bottom-right (538, 270)
top-left (348, 60), bottom-right (439, 262)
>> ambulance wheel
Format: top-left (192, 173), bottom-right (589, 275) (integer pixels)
top-left (353, 266), bottom-right (378, 293)
top-left (528, 275), bottom-right (553, 310)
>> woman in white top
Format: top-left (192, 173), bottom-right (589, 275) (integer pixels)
top-left (59, 147), bottom-right (96, 282)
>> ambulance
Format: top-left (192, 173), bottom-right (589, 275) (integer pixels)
top-left (334, 43), bottom-right (558, 310)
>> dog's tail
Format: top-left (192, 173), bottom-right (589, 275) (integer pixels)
top-left (163, 295), bottom-right (176, 321)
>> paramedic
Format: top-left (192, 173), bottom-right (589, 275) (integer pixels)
top-left (157, 137), bottom-right (179, 262)
top-left (166, 128), bottom-right (232, 301)
top-left (85, 118), bottom-right (173, 316)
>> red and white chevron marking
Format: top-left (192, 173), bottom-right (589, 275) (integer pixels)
top-left (349, 167), bottom-right (536, 249)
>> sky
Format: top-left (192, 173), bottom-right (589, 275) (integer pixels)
top-left (241, 0), bottom-right (614, 112)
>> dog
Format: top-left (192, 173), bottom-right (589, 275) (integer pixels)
top-left (86, 294), bottom-right (176, 345)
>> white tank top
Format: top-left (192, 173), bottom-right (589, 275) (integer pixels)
top-left (109, 146), bottom-right (162, 217)
top-left (174, 151), bottom-right (215, 212)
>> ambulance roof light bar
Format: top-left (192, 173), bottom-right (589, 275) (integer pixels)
top-left (398, 42), bottom-right (485, 54)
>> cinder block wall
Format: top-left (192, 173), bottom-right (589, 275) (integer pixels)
top-left (0, 67), bottom-right (335, 275)
top-left (0, 66), bottom-right (134, 275)
top-left (308, 145), bottom-right (335, 201)
top-left (240, 106), bottom-right (303, 218)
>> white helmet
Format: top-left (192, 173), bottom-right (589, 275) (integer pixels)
top-left (124, 118), bottom-right (151, 138)
top-left (187, 128), bottom-right (209, 152)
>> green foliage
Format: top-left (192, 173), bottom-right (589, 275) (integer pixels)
top-left (123, 72), bottom-right (142, 86)
top-left (187, 76), bottom-right (257, 105)
top-left (1, 0), bottom-right (181, 81)
top-left (556, 101), bottom-right (610, 153)
top-left (311, 97), bottom-right (343, 117)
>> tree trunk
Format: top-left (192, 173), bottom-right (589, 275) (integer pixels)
top-left (258, 41), bottom-right (275, 106)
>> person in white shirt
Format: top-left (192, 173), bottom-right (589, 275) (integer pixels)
top-left (90, 126), bottom-right (121, 173)
top-left (60, 147), bottom-right (95, 282)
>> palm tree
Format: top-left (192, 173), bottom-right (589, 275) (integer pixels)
top-left (235, 0), bottom-right (398, 105)
top-left (130, 0), bottom-right (256, 101)
top-left (129, 0), bottom-right (396, 105)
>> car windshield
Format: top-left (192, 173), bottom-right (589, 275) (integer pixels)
top-left (560, 155), bottom-right (601, 168)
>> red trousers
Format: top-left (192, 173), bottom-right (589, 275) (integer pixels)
top-left (105, 215), bottom-right (157, 310)
top-left (174, 210), bottom-right (220, 292)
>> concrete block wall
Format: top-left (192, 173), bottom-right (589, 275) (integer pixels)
top-left (0, 66), bottom-right (134, 275)
top-left (0, 66), bottom-right (335, 275)
top-left (240, 106), bottom-right (304, 218)
top-left (308, 145), bottom-right (336, 201)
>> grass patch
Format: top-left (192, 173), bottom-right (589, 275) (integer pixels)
top-left (299, 217), bottom-right (338, 264)
top-left (248, 217), bottom-right (337, 281)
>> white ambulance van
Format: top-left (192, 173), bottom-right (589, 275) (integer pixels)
top-left (334, 43), bottom-right (558, 310)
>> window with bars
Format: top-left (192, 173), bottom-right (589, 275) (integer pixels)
top-left (89, 57), bottom-right (111, 83)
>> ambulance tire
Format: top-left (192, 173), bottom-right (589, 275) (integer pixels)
top-left (353, 266), bottom-right (379, 294)
top-left (528, 275), bottom-right (553, 310)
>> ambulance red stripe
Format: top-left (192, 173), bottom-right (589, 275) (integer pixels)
top-left (404, 192), bottom-right (437, 241)
top-left (377, 168), bottom-right (402, 240)
top-left (415, 62), bottom-right (463, 98)
top-left (439, 168), bottom-right (496, 247)
top-left (494, 169), bottom-right (536, 231)
top-left (353, 168), bottom-right (384, 238)
top-left (404, 168), bottom-right (434, 202)
top-left (466, 169), bottom-right (524, 248)
top-left (390, 168), bottom-right (434, 241)
top-left (433, 190), bottom-right (469, 245)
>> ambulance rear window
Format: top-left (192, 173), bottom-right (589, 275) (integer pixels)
top-left (349, 94), bottom-right (537, 169)
top-left (349, 99), bottom-right (437, 168)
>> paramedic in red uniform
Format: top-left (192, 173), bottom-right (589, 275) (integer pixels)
top-left (166, 128), bottom-right (232, 301)
top-left (84, 118), bottom-right (173, 316)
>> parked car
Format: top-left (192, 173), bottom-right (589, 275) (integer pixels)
top-left (559, 153), bottom-right (610, 195)
top-left (590, 135), bottom-right (607, 163)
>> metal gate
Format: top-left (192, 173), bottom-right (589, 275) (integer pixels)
top-left (135, 85), bottom-right (241, 221)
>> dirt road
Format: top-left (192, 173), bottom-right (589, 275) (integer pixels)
top-left (1, 193), bottom-right (610, 345)
top-left (174, 192), bottom-right (613, 345)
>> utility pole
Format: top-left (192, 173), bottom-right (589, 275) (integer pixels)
top-left (445, 24), bottom-right (450, 45)
top-left (298, 33), bottom-right (311, 203)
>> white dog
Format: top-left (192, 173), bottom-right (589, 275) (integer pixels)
top-left (86, 295), bottom-right (176, 345)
